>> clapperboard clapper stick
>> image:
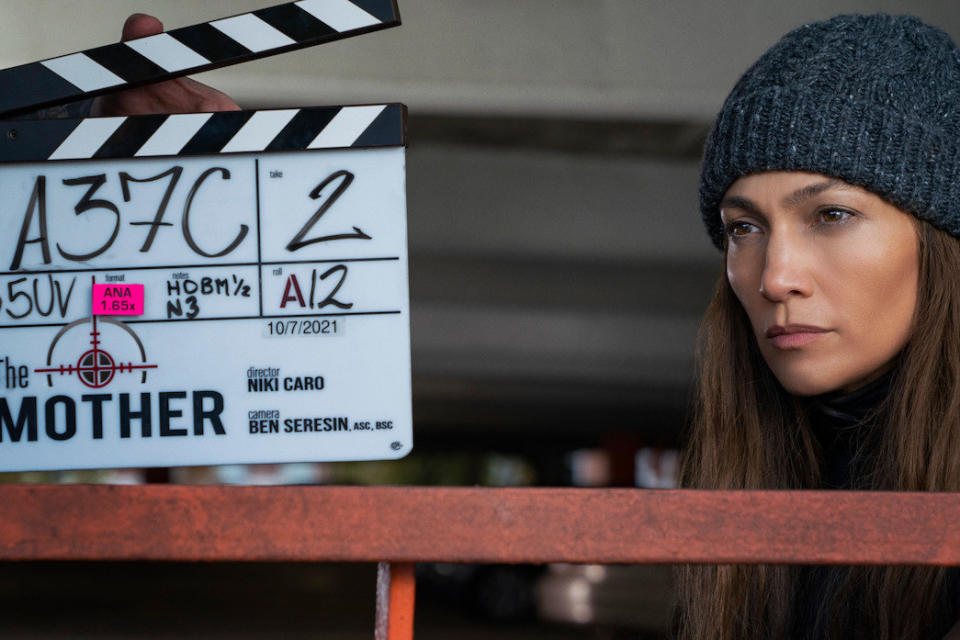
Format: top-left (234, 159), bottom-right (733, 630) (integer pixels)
top-left (0, 1), bottom-right (411, 472)
top-left (0, 0), bottom-right (400, 118)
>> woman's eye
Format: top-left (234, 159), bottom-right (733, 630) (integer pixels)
top-left (818, 208), bottom-right (853, 225)
top-left (724, 221), bottom-right (753, 238)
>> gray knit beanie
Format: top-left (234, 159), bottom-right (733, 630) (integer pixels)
top-left (700, 13), bottom-right (960, 251)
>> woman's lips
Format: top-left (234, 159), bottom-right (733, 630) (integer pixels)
top-left (769, 331), bottom-right (830, 349)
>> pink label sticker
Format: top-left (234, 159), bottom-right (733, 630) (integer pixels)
top-left (93, 284), bottom-right (145, 316)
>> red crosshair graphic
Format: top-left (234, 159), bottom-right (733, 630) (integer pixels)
top-left (35, 307), bottom-right (158, 389)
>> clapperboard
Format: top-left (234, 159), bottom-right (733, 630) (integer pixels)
top-left (0, 1), bottom-right (411, 472)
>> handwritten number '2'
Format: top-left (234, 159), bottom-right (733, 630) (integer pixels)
top-left (286, 170), bottom-right (372, 252)
top-left (57, 174), bottom-right (120, 262)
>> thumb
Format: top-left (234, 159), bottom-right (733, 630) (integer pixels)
top-left (121, 13), bottom-right (164, 41)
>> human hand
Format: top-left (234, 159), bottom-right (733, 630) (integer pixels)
top-left (90, 13), bottom-right (241, 117)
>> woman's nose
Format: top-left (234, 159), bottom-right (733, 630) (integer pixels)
top-left (758, 232), bottom-right (812, 302)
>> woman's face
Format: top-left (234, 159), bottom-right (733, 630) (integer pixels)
top-left (720, 171), bottom-right (920, 396)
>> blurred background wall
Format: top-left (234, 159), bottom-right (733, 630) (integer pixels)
top-left (1, 1), bottom-right (958, 638)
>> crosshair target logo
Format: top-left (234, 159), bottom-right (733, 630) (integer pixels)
top-left (77, 346), bottom-right (116, 388)
top-left (36, 315), bottom-right (157, 388)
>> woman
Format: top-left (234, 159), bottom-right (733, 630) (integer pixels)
top-left (676, 13), bottom-right (960, 640)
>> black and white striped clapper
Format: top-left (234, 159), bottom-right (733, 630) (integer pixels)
top-left (0, 104), bottom-right (405, 163)
top-left (0, 1), bottom-right (413, 472)
top-left (0, 0), bottom-right (405, 161)
top-left (0, 0), bottom-right (406, 162)
top-left (0, 0), bottom-right (400, 118)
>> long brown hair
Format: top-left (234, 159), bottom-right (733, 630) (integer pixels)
top-left (675, 217), bottom-right (960, 639)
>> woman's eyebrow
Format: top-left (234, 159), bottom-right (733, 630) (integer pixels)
top-left (719, 195), bottom-right (764, 218)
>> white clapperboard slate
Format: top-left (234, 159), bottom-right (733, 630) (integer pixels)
top-left (0, 0), bottom-right (412, 472)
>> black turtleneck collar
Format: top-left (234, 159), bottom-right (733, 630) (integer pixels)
top-left (808, 367), bottom-right (896, 425)
top-left (804, 367), bottom-right (896, 490)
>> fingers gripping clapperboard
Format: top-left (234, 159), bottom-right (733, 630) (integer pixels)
top-left (0, 1), bottom-right (410, 472)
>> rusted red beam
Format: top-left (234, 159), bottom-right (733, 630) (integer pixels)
top-left (1, 485), bottom-right (959, 565)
